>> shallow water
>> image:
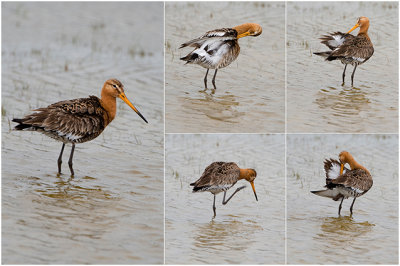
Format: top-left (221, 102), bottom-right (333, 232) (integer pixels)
top-left (287, 134), bottom-right (398, 264)
top-left (165, 2), bottom-right (285, 133)
top-left (287, 2), bottom-right (399, 133)
top-left (2, 2), bottom-right (164, 264)
top-left (165, 134), bottom-right (285, 264)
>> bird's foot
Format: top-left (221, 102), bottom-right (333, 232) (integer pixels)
top-left (237, 185), bottom-right (246, 191)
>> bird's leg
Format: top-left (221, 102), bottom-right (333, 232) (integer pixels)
top-left (212, 69), bottom-right (218, 91)
top-left (68, 143), bottom-right (75, 176)
top-left (212, 194), bottom-right (216, 217)
top-left (202, 69), bottom-right (209, 91)
top-left (338, 196), bottom-right (344, 216)
top-left (350, 197), bottom-right (357, 216)
top-left (342, 64), bottom-right (347, 86)
top-left (222, 185), bottom-right (246, 205)
top-left (57, 143), bottom-right (65, 174)
top-left (351, 64), bottom-right (358, 87)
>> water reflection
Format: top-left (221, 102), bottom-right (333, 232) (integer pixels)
top-left (316, 216), bottom-right (375, 245)
top-left (181, 92), bottom-right (244, 122)
top-left (315, 86), bottom-right (371, 115)
top-left (31, 175), bottom-right (113, 200)
top-left (193, 219), bottom-right (262, 251)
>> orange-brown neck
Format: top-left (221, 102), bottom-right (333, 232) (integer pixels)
top-left (344, 155), bottom-right (370, 175)
top-left (358, 25), bottom-right (370, 41)
top-left (100, 90), bottom-right (117, 126)
top-left (239, 168), bottom-right (252, 181)
top-left (233, 23), bottom-right (259, 36)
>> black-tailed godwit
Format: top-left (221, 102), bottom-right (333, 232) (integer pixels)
top-left (311, 151), bottom-right (373, 216)
top-left (190, 162), bottom-right (258, 217)
top-left (314, 17), bottom-right (374, 86)
top-left (180, 23), bottom-right (262, 91)
top-left (12, 79), bottom-right (148, 176)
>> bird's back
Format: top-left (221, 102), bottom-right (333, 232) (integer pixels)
top-left (323, 158), bottom-right (373, 198)
top-left (13, 96), bottom-right (108, 144)
top-left (190, 162), bottom-right (240, 193)
top-left (315, 32), bottom-right (374, 64)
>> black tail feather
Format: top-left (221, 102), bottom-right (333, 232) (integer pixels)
top-left (12, 118), bottom-right (33, 130)
top-left (180, 52), bottom-right (198, 63)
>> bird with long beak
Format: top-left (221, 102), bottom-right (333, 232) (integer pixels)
top-left (311, 151), bottom-right (373, 216)
top-left (313, 16), bottom-right (374, 87)
top-left (12, 79), bottom-right (147, 176)
top-left (190, 162), bottom-right (258, 217)
top-left (180, 23), bottom-right (262, 91)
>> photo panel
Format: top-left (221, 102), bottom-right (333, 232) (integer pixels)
top-left (2, 2), bottom-right (164, 264)
top-left (287, 134), bottom-right (398, 264)
top-left (165, 134), bottom-right (285, 264)
top-left (165, 2), bottom-right (285, 133)
top-left (287, 2), bottom-right (398, 133)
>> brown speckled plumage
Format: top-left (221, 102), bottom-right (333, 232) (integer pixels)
top-left (191, 162), bottom-right (241, 192)
top-left (13, 96), bottom-right (107, 144)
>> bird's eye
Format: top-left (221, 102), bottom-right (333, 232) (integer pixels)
top-left (112, 84), bottom-right (117, 88)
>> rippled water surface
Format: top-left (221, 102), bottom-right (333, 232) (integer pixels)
top-left (2, 2), bottom-right (164, 264)
top-left (287, 2), bottom-right (398, 133)
top-left (165, 2), bottom-right (285, 133)
top-left (165, 134), bottom-right (285, 264)
top-left (287, 134), bottom-right (398, 264)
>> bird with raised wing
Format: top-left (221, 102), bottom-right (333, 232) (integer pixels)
top-left (311, 151), bottom-right (373, 216)
top-left (12, 79), bottom-right (148, 176)
top-left (180, 23), bottom-right (262, 91)
top-left (314, 17), bottom-right (374, 86)
top-left (190, 162), bottom-right (258, 217)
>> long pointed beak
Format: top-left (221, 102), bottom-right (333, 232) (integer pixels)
top-left (118, 92), bottom-right (148, 123)
top-left (237, 31), bottom-right (250, 39)
top-left (347, 23), bottom-right (360, 33)
top-left (340, 163), bottom-right (344, 175)
top-left (250, 181), bottom-right (258, 201)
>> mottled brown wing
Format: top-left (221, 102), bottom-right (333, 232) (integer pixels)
top-left (330, 35), bottom-right (374, 60)
top-left (331, 169), bottom-right (373, 193)
top-left (20, 96), bottom-right (107, 142)
top-left (191, 162), bottom-right (240, 188)
top-left (179, 28), bottom-right (237, 49)
top-left (319, 32), bottom-right (353, 50)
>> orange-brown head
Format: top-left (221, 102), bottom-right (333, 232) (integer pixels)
top-left (339, 150), bottom-right (369, 175)
top-left (233, 23), bottom-right (262, 39)
top-left (101, 79), bottom-right (148, 123)
top-left (347, 16), bottom-right (370, 35)
top-left (239, 168), bottom-right (258, 201)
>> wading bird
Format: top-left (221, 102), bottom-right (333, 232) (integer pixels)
top-left (180, 23), bottom-right (262, 91)
top-left (314, 17), bottom-right (374, 87)
top-left (311, 151), bottom-right (373, 216)
top-left (12, 79), bottom-right (147, 176)
top-left (190, 162), bottom-right (258, 217)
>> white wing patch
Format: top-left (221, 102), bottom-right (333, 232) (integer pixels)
top-left (327, 162), bottom-right (347, 180)
top-left (352, 57), bottom-right (365, 62)
top-left (329, 34), bottom-right (346, 48)
top-left (56, 130), bottom-right (81, 141)
top-left (194, 40), bottom-right (231, 68)
top-left (351, 187), bottom-right (364, 194)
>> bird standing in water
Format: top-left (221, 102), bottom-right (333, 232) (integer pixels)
top-left (180, 23), bottom-right (262, 91)
top-left (311, 151), bottom-right (373, 216)
top-left (12, 79), bottom-right (148, 176)
top-left (314, 17), bottom-right (374, 87)
top-left (190, 162), bottom-right (258, 217)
